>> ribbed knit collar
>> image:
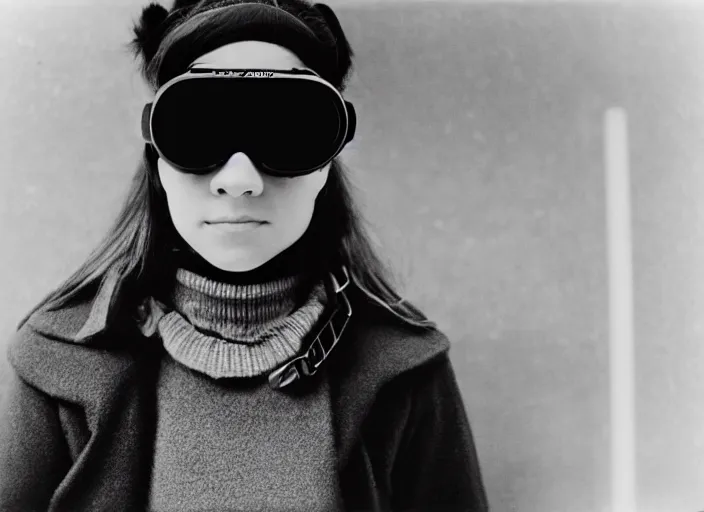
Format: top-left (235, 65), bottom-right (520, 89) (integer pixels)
top-left (171, 269), bottom-right (311, 342)
top-left (146, 269), bottom-right (329, 379)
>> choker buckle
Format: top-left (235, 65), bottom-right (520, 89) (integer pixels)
top-left (268, 265), bottom-right (352, 390)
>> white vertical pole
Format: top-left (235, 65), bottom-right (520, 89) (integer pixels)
top-left (604, 107), bottom-right (636, 512)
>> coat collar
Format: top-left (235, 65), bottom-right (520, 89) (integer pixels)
top-left (25, 266), bottom-right (127, 345)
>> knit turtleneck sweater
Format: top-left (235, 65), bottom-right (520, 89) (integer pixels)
top-left (143, 249), bottom-right (342, 511)
top-left (151, 268), bottom-right (329, 379)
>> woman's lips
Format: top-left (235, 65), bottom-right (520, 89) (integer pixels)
top-left (206, 220), bottom-right (266, 233)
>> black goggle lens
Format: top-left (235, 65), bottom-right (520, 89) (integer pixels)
top-left (150, 77), bottom-right (345, 175)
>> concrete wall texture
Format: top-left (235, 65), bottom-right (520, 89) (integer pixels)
top-left (1, 1), bottom-right (703, 511)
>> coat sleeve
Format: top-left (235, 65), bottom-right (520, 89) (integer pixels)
top-left (0, 367), bottom-right (72, 511)
top-left (390, 353), bottom-right (490, 512)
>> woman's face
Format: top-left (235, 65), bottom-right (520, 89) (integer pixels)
top-left (157, 41), bottom-right (330, 272)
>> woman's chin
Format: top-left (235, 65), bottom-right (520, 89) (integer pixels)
top-left (200, 254), bottom-right (270, 273)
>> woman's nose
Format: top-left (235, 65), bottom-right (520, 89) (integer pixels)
top-left (209, 152), bottom-right (265, 197)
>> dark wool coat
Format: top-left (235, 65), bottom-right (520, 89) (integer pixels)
top-left (0, 279), bottom-right (489, 512)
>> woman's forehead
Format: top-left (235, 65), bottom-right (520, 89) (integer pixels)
top-left (190, 40), bottom-right (309, 70)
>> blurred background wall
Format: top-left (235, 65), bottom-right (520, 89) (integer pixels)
top-left (1, 1), bottom-right (703, 511)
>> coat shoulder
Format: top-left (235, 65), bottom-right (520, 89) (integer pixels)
top-left (6, 303), bottom-right (142, 404)
top-left (339, 295), bottom-right (452, 386)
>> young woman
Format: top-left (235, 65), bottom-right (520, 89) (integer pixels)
top-left (0, 0), bottom-right (489, 510)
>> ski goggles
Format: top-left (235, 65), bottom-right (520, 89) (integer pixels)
top-left (141, 67), bottom-right (357, 177)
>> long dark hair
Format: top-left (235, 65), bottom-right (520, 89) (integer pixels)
top-left (18, 0), bottom-right (436, 332)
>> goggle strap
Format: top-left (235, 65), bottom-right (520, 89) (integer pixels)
top-left (343, 100), bottom-right (356, 145)
top-left (141, 102), bottom-right (153, 144)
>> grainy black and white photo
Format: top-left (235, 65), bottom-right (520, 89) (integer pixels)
top-left (0, 0), bottom-right (702, 511)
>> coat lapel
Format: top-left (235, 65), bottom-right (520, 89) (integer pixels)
top-left (7, 320), bottom-right (162, 511)
top-left (329, 309), bottom-right (450, 470)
